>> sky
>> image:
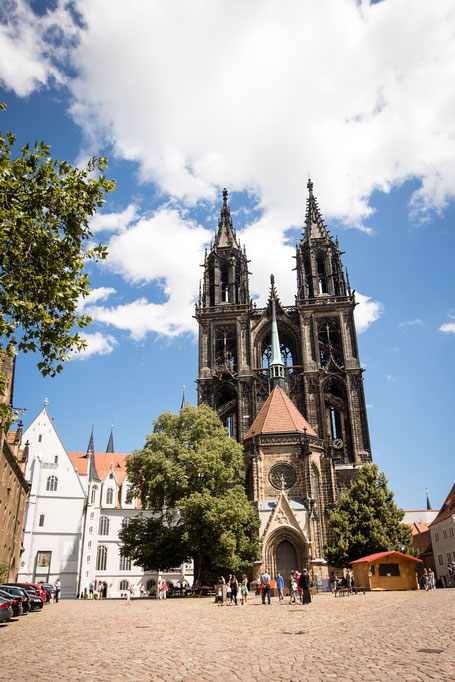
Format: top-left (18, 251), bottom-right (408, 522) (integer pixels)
top-left (1, 0), bottom-right (454, 511)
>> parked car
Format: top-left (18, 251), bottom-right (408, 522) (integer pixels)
top-left (39, 583), bottom-right (55, 602)
top-left (3, 582), bottom-right (47, 602)
top-left (0, 585), bottom-right (30, 613)
top-left (0, 588), bottom-right (23, 617)
top-left (0, 596), bottom-right (13, 623)
top-left (3, 584), bottom-right (44, 610)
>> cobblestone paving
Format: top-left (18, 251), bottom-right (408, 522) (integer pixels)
top-left (1, 590), bottom-right (454, 681)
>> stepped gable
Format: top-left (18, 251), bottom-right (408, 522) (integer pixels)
top-left (244, 386), bottom-right (317, 440)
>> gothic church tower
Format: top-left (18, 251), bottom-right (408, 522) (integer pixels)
top-left (196, 182), bottom-right (371, 471)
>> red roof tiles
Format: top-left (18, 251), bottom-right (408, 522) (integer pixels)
top-left (244, 387), bottom-right (317, 440)
top-left (69, 452), bottom-right (129, 485)
top-left (350, 551), bottom-right (422, 564)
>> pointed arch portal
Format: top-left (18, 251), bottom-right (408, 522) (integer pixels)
top-left (263, 527), bottom-right (310, 581)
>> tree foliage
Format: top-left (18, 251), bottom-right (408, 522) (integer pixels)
top-left (0, 102), bottom-right (115, 425)
top-left (325, 463), bottom-right (414, 567)
top-left (119, 405), bottom-right (259, 580)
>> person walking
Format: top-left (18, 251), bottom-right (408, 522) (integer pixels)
top-left (97, 581), bottom-right (104, 600)
top-left (330, 571), bottom-right (337, 594)
top-left (88, 580), bottom-right (94, 600)
top-left (276, 572), bottom-right (284, 603)
top-left (299, 569), bottom-right (311, 605)
top-left (161, 580), bottom-right (167, 599)
top-left (261, 570), bottom-right (271, 605)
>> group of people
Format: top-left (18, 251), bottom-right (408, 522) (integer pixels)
top-left (329, 569), bottom-right (353, 593)
top-left (217, 574), bottom-right (249, 605)
top-left (259, 569), bottom-right (312, 605)
top-left (87, 580), bottom-right (107, 600)
top-left (420, 568), bottom-right (436, 590)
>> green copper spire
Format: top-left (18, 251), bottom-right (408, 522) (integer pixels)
top-left (269, 275), bottom-right (285, 391)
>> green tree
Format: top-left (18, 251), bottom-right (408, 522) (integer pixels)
top-left (119, 405), bottom-right (259, 581)
top-left (0, 103), bottom-right (115, 426)
top-left (325, 463), bottom-right (414, 567)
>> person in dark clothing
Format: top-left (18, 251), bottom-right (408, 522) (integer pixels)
top-left (298, 569), bottom-right (311, 604)
top-left (230, 577), bottom-right (238, 605)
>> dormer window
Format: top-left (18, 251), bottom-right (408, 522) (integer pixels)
top-left (109, 472), bottom-right (114, 479)
top-left (38, 435), bottom-right (42, 443)
top-left (106, 488), bottom-right (114, 505)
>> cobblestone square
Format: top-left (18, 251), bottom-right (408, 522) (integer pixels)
top-left (1, 590), bottom-right (454, 681)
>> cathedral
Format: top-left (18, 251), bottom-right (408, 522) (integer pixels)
top-left (196, 181), bottom-right (373, 584)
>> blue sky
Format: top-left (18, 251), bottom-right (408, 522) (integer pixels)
top-left (1, 0), bottom-right (454, 511)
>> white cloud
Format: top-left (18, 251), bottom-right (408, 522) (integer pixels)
top-left (78, 286), bottom-right (116, 311)
top-left (386, 375), bottom-right (398, 383)
top-left (399, 318), bottom-right (423, 328)
top-left (89, 204), bottom-right (138, 233)
top-left (0, 0), bottom-right (77, 96)
top-left (71, 331), bottom-right (117, 360)
top-left (354, 293), bottom-right (383, 334)
top-left (3, 1), bottom-right (455, 226)
top-left (64, 0), bottom-right (455, 228)
top-left (440, 313), bottom-right (455, 334)
top-left (82, 208), bottom-right (209, 338)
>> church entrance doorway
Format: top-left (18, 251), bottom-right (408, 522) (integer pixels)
top-left (275, 539), bottom-right (297, 587)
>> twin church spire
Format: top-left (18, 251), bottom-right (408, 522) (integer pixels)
top-left (196, 181), bottom-right (370, 462)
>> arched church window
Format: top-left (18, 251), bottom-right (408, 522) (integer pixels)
top-left (261, 329), bottom-right (296, 369)
top-left (91, 485), bottom-right (98, 505)
top-left (119, 579), bottom-right (129, 590)
top-left (220, 263), bottom-right (229, 302)
top-left (46, 475), bottom-right (58, 492)
top-left (215, 326), bottom-right (237, 373)
top-left (216, 382), bottom-right (237, 439)
top-left (106, 488), bottom-right (114, 505)
top-left (39, 514), bottom-right (45, 527)
top-left (316, 253), bottom-right (328, 294)
top-left (96, 545), bottom-right (108, 571)
top-left (324, 380), bottom-right (346, 443)
top-left (318, 319), bottom-right (342, 367)
top-left (99, 516), bottom-right (110, 536)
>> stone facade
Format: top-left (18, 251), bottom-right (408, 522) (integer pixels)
top-left (0, 351), bottom-right (30, 581)
top-left (196, 183), bottom-right (373, 583)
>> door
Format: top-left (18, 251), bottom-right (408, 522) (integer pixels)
top-left (275, 540), bottom-right (297, 588)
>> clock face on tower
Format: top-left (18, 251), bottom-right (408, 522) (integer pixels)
top-left (332, 438), bottom-right (344, 450)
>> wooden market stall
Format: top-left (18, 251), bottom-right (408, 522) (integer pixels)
top-left (350, 551), bottom-right (422, 591)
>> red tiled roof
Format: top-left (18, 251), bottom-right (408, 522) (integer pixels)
top-left (244, 387), bottom-right (317, 440)
top-left (430, 483), bottom-right (455, 526)
top-left (350, 551), bottom-right (422, 564)
top-left (69, 452), bottom-right (129, 485)
top-left (409, 522), bottom-right (431, 536)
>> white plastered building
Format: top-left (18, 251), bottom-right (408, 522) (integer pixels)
top-left (18, 401), bottom-right (86, 598)
top-left (19, 402), bottom-right (193, 598)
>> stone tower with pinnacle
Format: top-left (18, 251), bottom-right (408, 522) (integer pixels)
top-left (196, 183), bottom-right (372, 474)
